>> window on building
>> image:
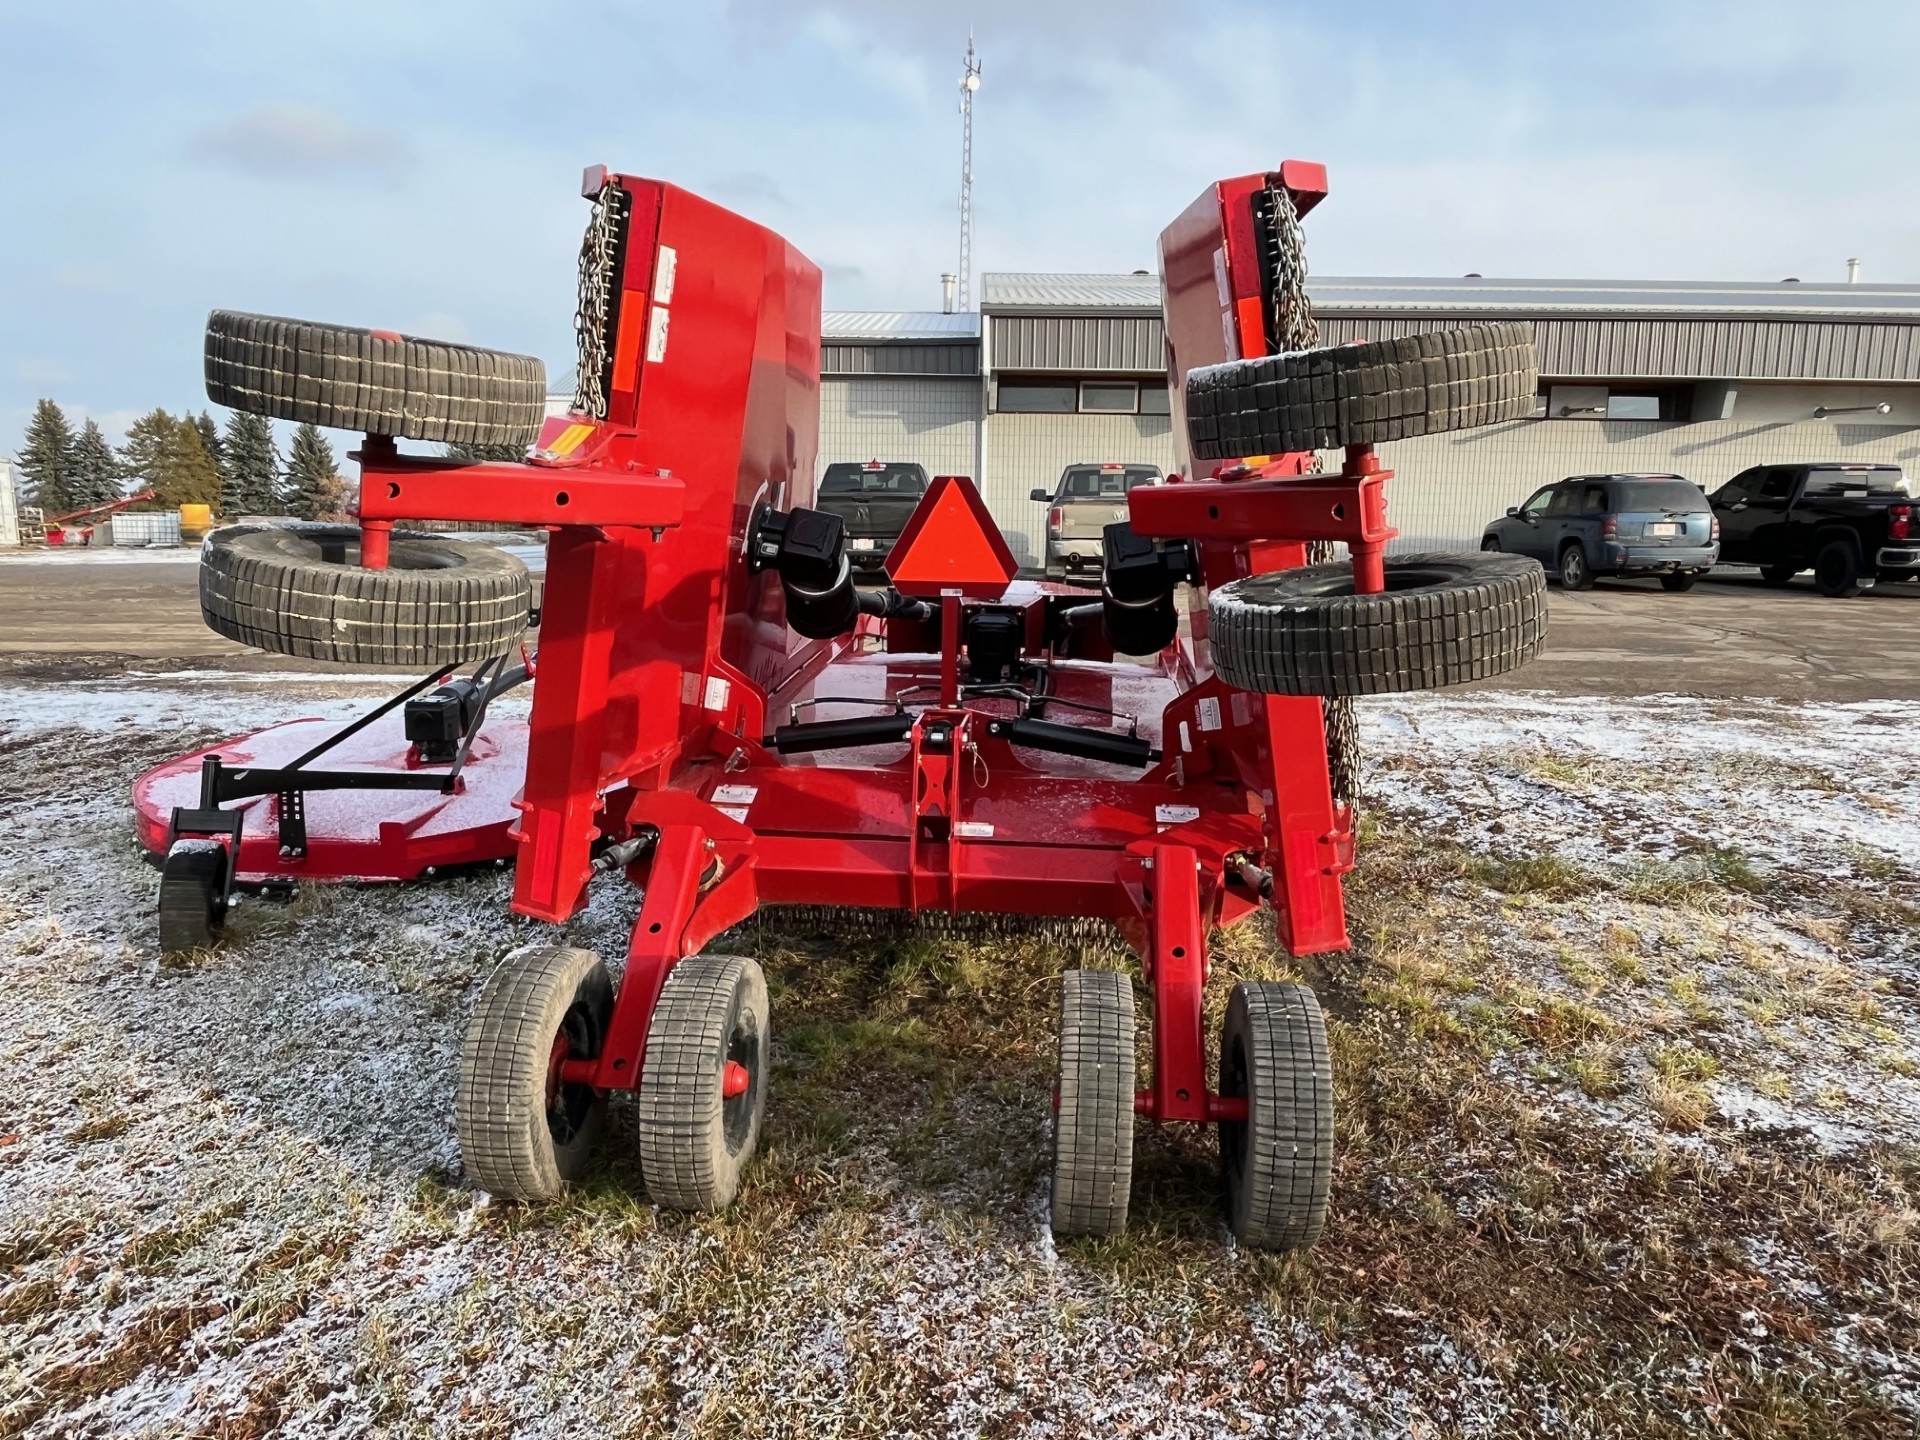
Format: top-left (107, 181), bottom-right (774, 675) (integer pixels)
top-left (1606, 394), bottom-right (1661, 420)
top-left (1547, 383), bottom-right (1690, 421)
top-left (1549, 385), bottom-right (1610, 419)
top-left (997, 383), bottom-right (1077, 413)
top-left (1079, 381), bottom-right (1139, 414)
top-left (1139, 384), bottom-right (1172, 415)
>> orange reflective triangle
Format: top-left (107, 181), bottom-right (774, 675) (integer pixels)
top-left (885, 475), bottom-right (1019, 597)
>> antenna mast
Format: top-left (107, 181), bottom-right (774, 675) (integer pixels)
top-left (957, 34), bottom-right (981, 311)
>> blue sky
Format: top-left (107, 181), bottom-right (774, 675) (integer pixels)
top-left (4, 0), bottom-right (1917, 450)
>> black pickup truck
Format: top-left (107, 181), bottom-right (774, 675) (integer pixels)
top-left (1709, 463), bottom-right (1918, 597)
top-left (815, 461), bottom-right (930, 575)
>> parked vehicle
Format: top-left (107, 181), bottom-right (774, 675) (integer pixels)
top-left (815, 461), bottom-right (929, 575)
top-left (1482, 473), bottom-right (1718, 591)
top-left (1708, 463), bottom-right (1917, 597)
top-left (1031, 462), bottom-right (1164, 579)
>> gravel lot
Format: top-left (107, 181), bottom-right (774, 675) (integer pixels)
top-left (1, 666), bottom-right (1915, 1437)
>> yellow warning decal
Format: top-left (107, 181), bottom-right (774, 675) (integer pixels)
top-left (549, 423), bottom-right (596, 457)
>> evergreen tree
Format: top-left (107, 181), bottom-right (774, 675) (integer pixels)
top-left (152, 421), bottom-right (224, 511)
top-left (70, 419), bottom-right (122, 508)
top-left (285, 423), bottom-right (341, 520)
top-left (219, 410), bottom-right (280, 516)
top-left (442, 440), bottom-right (527, 463)
top-left (118, 408), bottom-right (180, 500)
top-left (192, 412), bottom-right (224, 474)
top-left (17, 399), bottom-right (78, 515)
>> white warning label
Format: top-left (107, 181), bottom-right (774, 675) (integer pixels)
top-left (653, 245), bottom-right (678, 304)
top-left (711, 785), bottom-right (758, 806)
top-left (646, 306), bottom-right (670, 363)
top-left (1196, 696), bottom-right (1223, 731)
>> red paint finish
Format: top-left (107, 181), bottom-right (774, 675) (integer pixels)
top-left (132, 713), bottom-right (526, 882)
top-left (142, 165), bottom-right (1375, 1139)
top-left (1144, 842), bottom-right (1210, 1123)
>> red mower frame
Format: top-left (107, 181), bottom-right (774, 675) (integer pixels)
top-left (328, 163), bottom-right (1385, 1132)
top-left (147, 152), bottom-right (1564, 1243)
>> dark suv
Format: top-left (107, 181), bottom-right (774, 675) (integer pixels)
top-left (1483, 473), bottom-right (1719, 591)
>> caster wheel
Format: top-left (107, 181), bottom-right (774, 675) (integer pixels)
top-left (159, 842), bottom-right (229, 953)
top-left (636, 953), bottom-right (768, 1211)
top-left (457, 946), bottom-right (613, 1202)
top-left (1219, 981), bottom-right (1333, 1250)
top-left (1049, 968), bottom-right (1136, 1238)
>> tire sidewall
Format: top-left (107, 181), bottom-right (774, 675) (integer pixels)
top-left (1219, 982), bottom-right (1333, 1250)
top-left (717, 961), bottom-right (770, 1175)
top-left (1815, 541), bottom-right (1860, 597)
top-left (1207, 550), bottom-right (1549, 697)
top-left (637, 955), bottom-right (769, 1211)
top-left (1559, 544), bottom-right (1591, 590)
top-left (1050, 969), bottom-right (1136, 1238)
top-left (460, 948), bottom-right (612, 1199)
top-left (199, 522), bottom-right (532, 665)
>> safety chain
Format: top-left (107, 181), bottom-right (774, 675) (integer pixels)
top-left (573, 182), bottom-right (628, 420)
top-left (1265, 175), bottom-right (1361, 807)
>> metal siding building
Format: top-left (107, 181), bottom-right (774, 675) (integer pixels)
top-left (815, 272), bottom-right (1920, 558)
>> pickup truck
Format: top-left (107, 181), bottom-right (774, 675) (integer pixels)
top-left (816, 461), bottom-right (930, 576)
top-left (1708, 463), bottom-right (1918, 597)
top-left (1030, 462), bottom-right (1164, 579)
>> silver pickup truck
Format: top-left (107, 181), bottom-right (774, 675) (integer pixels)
top-left (1030, 462), bottom-right (1164, 579)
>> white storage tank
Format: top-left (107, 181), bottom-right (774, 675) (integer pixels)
top-left (109, 510), bottom-right (183, 547)
top-left (0, 459), bottom-right (18, 547)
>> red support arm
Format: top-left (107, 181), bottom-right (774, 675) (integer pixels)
top-left (1141, 842), bottom-right (1211, 1124)
top-left (353, 438), bottom-right (685, 531)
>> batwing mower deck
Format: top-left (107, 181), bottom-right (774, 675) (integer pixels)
top-left (137, 161), bottom-right (1547, 1246)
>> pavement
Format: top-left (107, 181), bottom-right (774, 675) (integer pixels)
top-left (0, 551), bottom-right (1916, 699)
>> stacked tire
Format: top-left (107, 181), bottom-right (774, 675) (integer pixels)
top-left (197, 310), bottom-right (547, 666)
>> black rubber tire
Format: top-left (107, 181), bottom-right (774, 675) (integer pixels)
top-left (1219, 981), bottom-right (1332, 1250)
top-left (457, 946), bottom-right (614, 1202)
top-left (1049, 970), bottom-right (1137, 1238)
top-left (1207, 551), bottom-right (1547, 697)
top-left (199, 522), bottom-right (531, 666)
top-left (1185, 322), bottom-right (1537, 461)
top-left (1558, 544), bottom-right (1594, 592)
top-left (1659, 571), bottom-right (1697, 593)
top-left (636, 954), bottom-right (769, 1212)
top-left (1813, 540), bottom-right (1864, 598)
top-left (205, 310), bottom-right (546, 449)
top-left (158, 842), bottom-right (227, 953)
top-left (1760, 564), bottom-right (1798, 586)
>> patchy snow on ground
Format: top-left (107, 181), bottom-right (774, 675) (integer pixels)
top-left (1, 677), bottom-right (1915, 1436)
top-left (0, 547), bottom-right (202, 565)
top-left (1362, 690), bottom-right (1920, 1162)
